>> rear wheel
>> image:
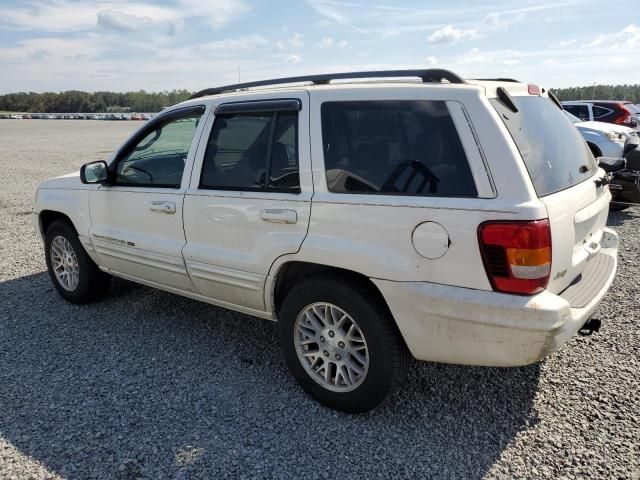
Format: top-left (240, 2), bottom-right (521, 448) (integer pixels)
top-left (44, 220), bottom-right (110, 303)
top-left (278, 275), bottom-right (409, 413)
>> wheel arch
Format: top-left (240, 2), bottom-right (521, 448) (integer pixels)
top-left (586, 141), bottom-right (602, 158)
top-left (268, 260), bottom-right (395, 324)
top-left (39, 210), bottom-right (78, 237)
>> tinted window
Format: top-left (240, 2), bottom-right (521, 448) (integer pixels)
top-left (492, 96), bottom-right (597, 197)
top-left (563, 104), bottom-right (590, 121)
top-left (201, 111), bottom-right (299, 192)
top-left (592, 105), bottom-right (612, 119)
top-left (320, 101), bottom-right (477, 197)
top-left (115, 114), bottom-right (201, 187)
top-left (270, 112), bottom-right (299, 191)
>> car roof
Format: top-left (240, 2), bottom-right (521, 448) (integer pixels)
top-left (563, 100), bottom-right (630, 105)
top-left (186, 69), bottom-right (535, 102)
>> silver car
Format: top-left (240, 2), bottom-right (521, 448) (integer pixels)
top-left (565, 111), bottom-right (639, 158)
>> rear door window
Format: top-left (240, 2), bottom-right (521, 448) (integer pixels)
top-left (492, 96), bottom-right (597, 197)
top-left (200, 110), bottom-right (300, 193)
top-left (320, 100), bottom-right (477, 197)
top-left (592, 105), bottom-right (613, 119)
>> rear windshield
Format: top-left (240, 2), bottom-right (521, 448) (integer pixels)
top-left (491, 96), bottom-right (597, 197)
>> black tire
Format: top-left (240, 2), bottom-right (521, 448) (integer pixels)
top-left (44, 219), bottom-right (110, 303)
top-left (278, 274), bottom-right (410, 413)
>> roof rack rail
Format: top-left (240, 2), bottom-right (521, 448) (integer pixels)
top-left (189, 69), bottom-right (465, 99)
top-left (472, 78), bottom-right (521, 83)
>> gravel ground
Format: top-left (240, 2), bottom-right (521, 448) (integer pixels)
top-left (0, 120), bottom-right (638, 479)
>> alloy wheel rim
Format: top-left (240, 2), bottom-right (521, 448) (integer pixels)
top-left (294, 302), bottom-right (369, 392)
top-left (50, 236), bottom-right (79, 291)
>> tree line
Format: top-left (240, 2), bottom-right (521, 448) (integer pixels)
top-left (0, 90), bottom-right (193, 113)
top-left (551, 84), bottom-right (639, 102)
top-left (0, 84), bottom-right (638, 113)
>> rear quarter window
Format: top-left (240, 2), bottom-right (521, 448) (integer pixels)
top-left (320, 100), bottom-right (477, 197)
top-left (492, 96), bottom-right (597, 197)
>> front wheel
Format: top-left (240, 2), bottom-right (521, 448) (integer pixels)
top-left (44, 220), bottom-right (110, 303)
top-left (278, 275), bottom-right (410, 413)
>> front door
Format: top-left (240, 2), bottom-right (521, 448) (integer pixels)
top-left (89, 105), bottom-right (207, 292)
top-left (183, 92), bottom-right (311, 313)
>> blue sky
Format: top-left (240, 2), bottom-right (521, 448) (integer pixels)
top-left (0, 0), bottom-right (638, 93)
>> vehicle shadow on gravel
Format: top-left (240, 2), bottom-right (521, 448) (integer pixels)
top-left (0, 272), bottom-right (541, 479)
top-left (607, 207), bottom-right (639, 227)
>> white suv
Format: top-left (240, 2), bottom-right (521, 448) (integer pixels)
top-left (33, 70), bottom-right (618, 412)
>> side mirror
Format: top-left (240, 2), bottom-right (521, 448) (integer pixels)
top-left (80, 160), bottom-right (109, 184)
top-left (625, 147), bottom-right (640, 171)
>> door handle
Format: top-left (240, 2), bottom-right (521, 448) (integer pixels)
top-left (259, 209), bottom-right (297, 224)
top-left (150, 201), bottom-right (176, 214)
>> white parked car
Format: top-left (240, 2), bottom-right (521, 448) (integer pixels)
top-left (33, 70), bottom-right (618, 412)
top-left (562, 100), bottom-right (640, 130)
top-left (564, 110), bottom-right (639, 158)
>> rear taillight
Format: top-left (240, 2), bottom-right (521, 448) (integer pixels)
top-left (613, 104), bottom-right (632, 125)
top-left (478, 219), bottom-right (552, 295)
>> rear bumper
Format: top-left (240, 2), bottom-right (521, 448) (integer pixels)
top-left (373, 228), bottom-right (618, 367)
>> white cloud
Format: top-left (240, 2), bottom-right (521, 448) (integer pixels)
top-left (542, 59), bottom-right (558, 66)
top-left (97, 10), bottom-right (154, 32)
top-left (177, 0), bottom-right (250, 29)
top-left (427, 25), bottom-right (481, 44)
top-left (319, 37), bottom-right (348, 48)
top-left (483, 11), bottom-right (525, 32)
top-left (274, 33), bottom-right (304, 51)
top-left (289, 32), bottom-right (304, 48)
top-left (457, 48), bottom-right (493, 64)
top-left (304, 0), bottom-right (367, 33)
top-left (201, 35), bottom-right (268, 52)
top-left (425, 56), bottom-right (438, 65)
top-left (283, 54), bottom-right (302, 64)
top-left (553, 39), bottom-right (576, 48)
top-left (483, 13), bottom-right (506, 31)
top-left (0, 0), bottom-right (249, 33)
top-left (583, 24), bottom-right (640, 49)
top-left (320, 37), bottom-right (334, 47)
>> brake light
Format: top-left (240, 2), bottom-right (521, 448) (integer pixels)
top-left (527, 84), bottom-right (541, 96)
top-left (613, 104), bottom-right (632, 125)
top-left (478, 220), bottom-right (552, 295)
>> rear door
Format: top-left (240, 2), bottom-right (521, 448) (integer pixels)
top-left (304, 86), bottom-right (498, 290)
top-left (89, 105), bottom-right (206, 292)
top-left (491, 93), bottom-right (609, 293)
top-left (182, 92), bottom-right (311, 312)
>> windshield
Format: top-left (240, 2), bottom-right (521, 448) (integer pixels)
top-left (564, 110), bottom-right (582, 124)
top-left (491, 95), bottom-right (597, 197)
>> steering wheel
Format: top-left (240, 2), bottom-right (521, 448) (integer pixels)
top-left (380, 160), bottom-right (439, 194)
top-left (270, 171), bottom-right (299, 189)
top-left (124, 165), bottom-right (154, 182)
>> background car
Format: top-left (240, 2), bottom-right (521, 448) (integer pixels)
top-left (562, 100), bottom-right (639, 130)
top-left (564, 110), bottom-right (639, 158)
